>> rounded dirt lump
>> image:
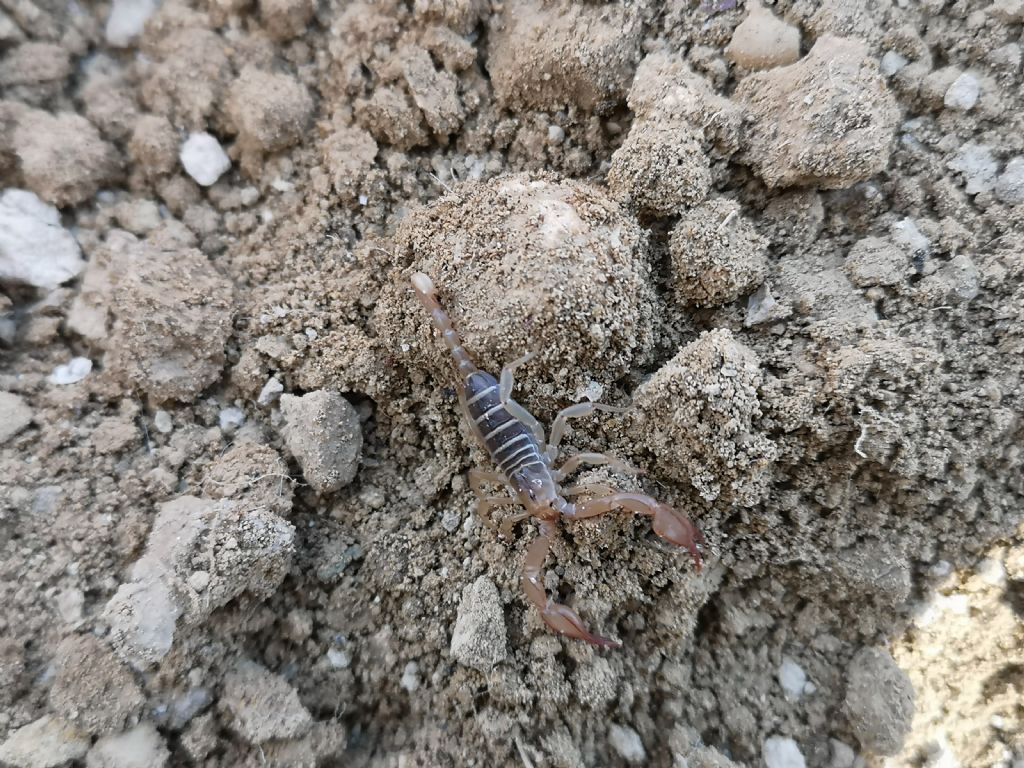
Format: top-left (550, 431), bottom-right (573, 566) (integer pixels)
top-left (844, 647), bottom-right (915, 755)
top-left (630, 328), bottom-right (776, 505)
top-left (279, 390), bottom-right (362, 494)
top-left (669, 198), bottom-right (768, 307)
top-left (734, 35), bottom-right (899, 189)
top-left (389, 173), bottom-right (657, 410)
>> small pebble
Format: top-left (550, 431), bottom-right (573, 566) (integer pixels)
top-left (180, 133), bottom-right (231, 187)
top-left (778, 656), bottom-right (808, 700)
top-left (218, 406), bottom-right (245, 432)
top-left (400, 662), bottom-right (420, 692)
top-left (977, 557), bottom-right (1006, 587)
top-left (944, 72), bottom-right (980, 111)
top-left (948, 142), bottom-right (998, 194)
top-left (326, 648), bottom-right (350, 669)
top-left (880, 51), bottom-right (909, 77)
top-left (830, 738), bottom-right (856, 768)
top-left (257, 376), bottom-right (284, 406)
top-left (890, 217), bottom-right (930, 257)
top-left (995, 156), bottom-right (1024, 205)
top-left (547, 125), bottom-right (565, 144)
top-left (763, 736), bottom-right (807, 768)
top-left (105, 0), bottom-right (159, 46)
top-left (188, 571), bottom-right (210, 592)
top-left (49, 357), bottom-right (93, 385)
top-left (608, 723), bottom-right (646, 764)
top-left (153, 410), bottom-right (173, 434)
top-left (441, 508), bottom-right (462, 533)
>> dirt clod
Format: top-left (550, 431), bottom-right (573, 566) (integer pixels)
top-left (279, 390), bottom-right (362, 494)
top-left (449, 576), bottom-right (507, 671)
top-left (221, 660), bottom-right (313, 744)
top-left (735, 35), bottom-right (900, 189)
top-left (844, 647), bottom-right (915, 755)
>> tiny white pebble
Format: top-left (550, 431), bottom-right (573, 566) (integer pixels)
top-left (763, 736), bottom-right (807, 768)
top-left (880, 50), bottom-right (909, 77)
top-left (608, 724), bottom-right (646, 763)
top-left (944, 72), bottom-right (980, 111)
top-left (547, 125), bottom-right (565, 144)
top-left (778, 656), bottom-right (808, 700)
top-left (928, 559), bottom-right (953, 579)
top-left (180, 133), bottom-right (231, 186)
top-left (218, 406), bottom-right (245, 432)
top-left (358, 194), bottom-right (368, 205)
top-left (48, 357), bottom-right (92, 385)
top-left (271, 178), bottom-right (294, 193)
top-left (400, 661), bottom-right (420, 692)
top-left (257, 377), bottom-right (284, 407)
top-left (326, 648), bottom-right (350, 669)
top-left (977, 557), bottom-right (1006, 587)
top-left (188, 570), bottom-right (210, 592)
top-left (153, 410), bottom-right (173, 434)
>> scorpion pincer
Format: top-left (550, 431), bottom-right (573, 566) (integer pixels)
top-left (411, 272), bottom-right (704, 648)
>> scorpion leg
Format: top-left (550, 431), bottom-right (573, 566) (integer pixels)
top-left (499, 351), bottom-right (547, 446)
top-left (567, 492), bottom-right (704, 571)
top-left (545, 402), bottom-right (629, 462)
top-left (554, 451), bottom-right (639, 482)
top-left (468, 468), bottom-right (508, 499)
top-left (522, 522), bottom-right (620, 648)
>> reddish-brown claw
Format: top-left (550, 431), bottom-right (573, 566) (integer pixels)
top-left (568, 492), bottom-right (704, 572)
top-left (521, 525), bottom-right (620, 648)
top-left (652, 503), bottom-right (704, 571)
top-left (537, 604), bottom-right (621, 649)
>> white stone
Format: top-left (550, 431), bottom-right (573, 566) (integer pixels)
top-left (778, 656), bottom-right (808, 700)
top-left (187, 570), bottom-right (210, 592)
top-left (890, 217), bottom-right (930, 257)
top-left (829, 738), bottom-right (856, 768)
top-left (944, 72), bottom-right (980, 111)
top-left (105, 0), bottom-right (160, 46)
top-left (995, 156), bottom-right (1024, 205)
top-left (180, 133), bottom-right (231, 187)
top-left (547, 125), bottom-right (565, 144)
top-left (763, 736), bottom-right (807, 768)
top-left (86, 722), bottom-right (169, 768)
top-left (0, 189), bottom-right (84, 290)
top-left (257, 376), bottom-right (284, 406)
top-left (977, 557), bottom-right (1006, 587)
top-left (326, 648), bottom-right (350, 669)
top-left (608, 723), bottom-right (646, 764)
top-left (880, 51), bottom-right (908, 77)
top-left (400, 661), bottom-right (420, 692)
top-left (218, 406), bottom-right (245, 431)
top-left (49, 357), bottom-right (93, 385)
top-left (153, 410), bottom-right (173, 434)
top-left (0, 716), bottom-right (89, 768)
top-left (947, 143), bottom-right (998, 195)
top-left (929, 559), bottom-right (953, 578)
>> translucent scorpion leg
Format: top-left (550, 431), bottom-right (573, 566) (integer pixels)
top-left (521, 523), bottom-right (620, 648)
top-left (568, 492), bottom-right (704, 571)
top-left (545, 402), bottom-right (629, 462)
top-left (498, 351), bottom-right (546, 446)
top-left (499, 510), bottom-right (531, 539)
top-left (554, 451), bottom-right (639, 482)
top-left (468, 468), bottom-right (508, 499)
top-left (477, 496), bottom-right (518, 529)
top-left (498, 351), bottom-right (536, 401)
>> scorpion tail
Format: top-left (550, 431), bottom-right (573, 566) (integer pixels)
top-left (411, 272), bottom-right (477, 379)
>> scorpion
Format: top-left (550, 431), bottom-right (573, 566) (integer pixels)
top-left (411, 272), bottom-right (704, 648)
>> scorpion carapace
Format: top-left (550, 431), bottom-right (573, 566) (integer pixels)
top-left (411, 272), bottom-right (704, 648)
